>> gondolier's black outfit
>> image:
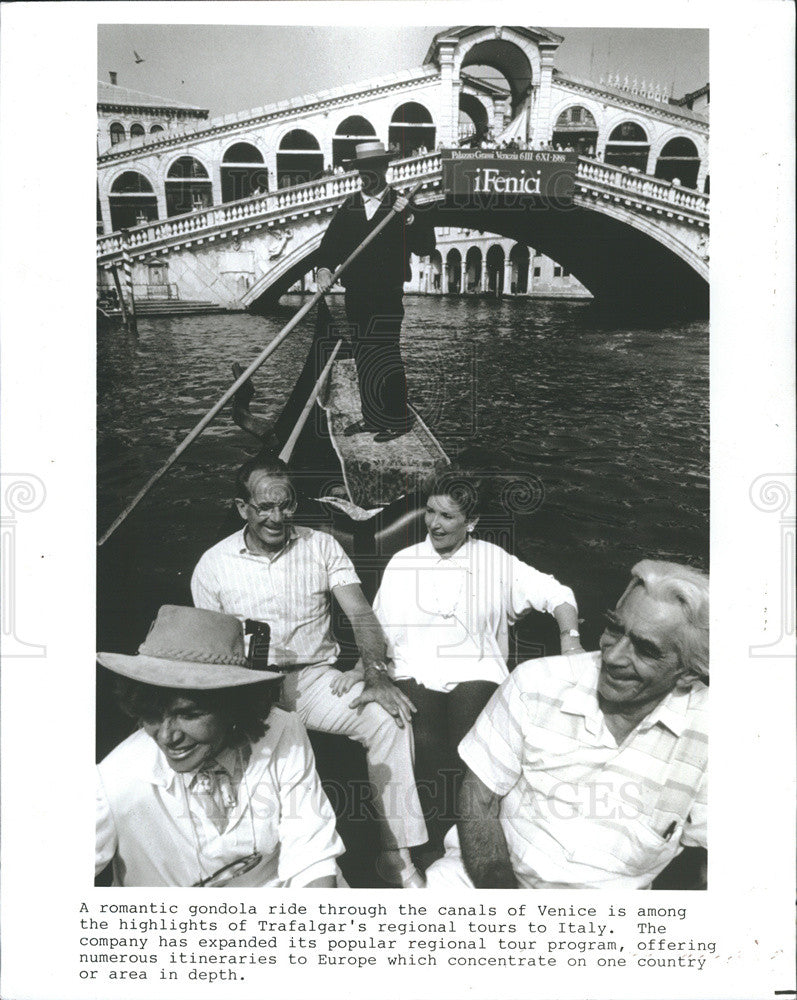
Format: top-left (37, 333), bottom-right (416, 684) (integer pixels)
top-left (316, 187), bottom-right (436, 434)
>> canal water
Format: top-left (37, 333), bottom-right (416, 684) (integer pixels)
top-left (97, 294), bottom-right (708, 705)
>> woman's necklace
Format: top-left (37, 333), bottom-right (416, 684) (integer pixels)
top-left (181, 747), bottom-right (261, 887)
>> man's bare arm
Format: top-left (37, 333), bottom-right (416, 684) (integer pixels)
top-left (458, 768), bottom-right (518, 888)
top-left (332, 583), bottom-right (416, 727)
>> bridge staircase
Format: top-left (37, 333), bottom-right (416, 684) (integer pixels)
top-left (132, 298), bottom-right (226, 317)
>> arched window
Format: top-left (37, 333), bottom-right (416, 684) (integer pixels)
top-left (428, 250), bottom-right (443, 292)
top-left (165, 156), bottom-right (213, 216)
top-left (509, 243), bottom-right (530, 294)
top-left (129, 123), bottom-right (145, 139)
top-left (485, 245), bottom-right (505, 296)
top-left (109, 122), bottom-right (126, 145)
top-left (446, 248), bottom-right (462, 294)
top-left (464, 246), bottom-right (482, 294)
top-left (108, 171), bottom-right (158, 231)
top-left (654, 136), bottom-right (701, 188)
top-left (458, 94), bottom-right (489, 146)
top-left (605, 121), bottom-right (650, 172)
top-left (388, 103), bottom-right (436, 157)
top-left (333, 116), bottom-right (377, 168)
top-left (150, 124), bottom-right (164, 134)
top-left (221, 142), bottom-right (267, 201)
top-left (276, 129), bottom-right (324, 188)
top-left (553, 106), bottom-right (598, 155)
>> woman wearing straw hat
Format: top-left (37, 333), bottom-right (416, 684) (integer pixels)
top-left (315, 140), bottom-right (436, 442)
top-left (96, 605), bottom-right (344, 887)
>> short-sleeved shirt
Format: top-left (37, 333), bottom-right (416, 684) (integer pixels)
top-left (460, 651), bottom-right (708, 889)
top-left (191, 526), bottom-right (360, 668)
top-left (96, 708), bottom-right (344, 887)
top-left (373, 536), bottom-right (576, 691)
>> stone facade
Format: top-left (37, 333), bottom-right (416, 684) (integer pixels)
top-left (97, 78), bottom-right (209, 155)
top-left (97, 26), bottom-right (708, 234)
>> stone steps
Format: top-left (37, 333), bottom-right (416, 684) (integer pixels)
top-left (132, 299), bottom-right (226, 316)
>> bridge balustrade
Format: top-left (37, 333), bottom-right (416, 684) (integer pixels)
top-left (97, 150), bottom-right (707, 268)
top-left (578, 157), bottom-right (708, 215)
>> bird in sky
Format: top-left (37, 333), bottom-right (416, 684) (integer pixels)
top-left (133, 50), bottom-right (144, 64)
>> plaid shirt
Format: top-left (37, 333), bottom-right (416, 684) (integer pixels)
top-left (460, 650), bottom-right (708, 889)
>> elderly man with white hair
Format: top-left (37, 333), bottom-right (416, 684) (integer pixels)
top-left (425, 560), bottom-right (709, 890)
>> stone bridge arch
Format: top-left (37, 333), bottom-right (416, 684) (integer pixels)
top-left (242, 188), bottom-right (707, 315)
top-left (451, 27), bottom-right (543, 117)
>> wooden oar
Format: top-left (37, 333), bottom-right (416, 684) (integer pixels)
top-left (279, 339), bottom-right (341, 463)
top-left (98, 178), bottom-right (424, 546)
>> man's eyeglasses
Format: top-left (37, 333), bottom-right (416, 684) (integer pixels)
top-left (242, 499), bottom-right (296, 518)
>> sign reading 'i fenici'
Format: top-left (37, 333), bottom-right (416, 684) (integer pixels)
top-left (441, 148), bottom-right (578, 203)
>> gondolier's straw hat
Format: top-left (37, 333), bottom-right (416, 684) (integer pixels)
top-left (97, 605), bottom-right (282, 689)
top-left (345, 140), bottom-right (395, 167)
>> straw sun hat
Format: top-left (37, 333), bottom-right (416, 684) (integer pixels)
top-left (344, 140), bottom-right (396, 168)
top-left (97, 605), bottom-right (282, 689)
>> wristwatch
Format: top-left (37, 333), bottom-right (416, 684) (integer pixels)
top-left (560, 629), bottom-right (580, 638)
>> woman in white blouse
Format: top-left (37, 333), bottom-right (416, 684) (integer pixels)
top-left (334, 471), bottom-right (583, 852)
top-left (96, 605), bottom-right (344, 888)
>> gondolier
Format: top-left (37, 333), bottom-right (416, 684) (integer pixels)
top-left (315, 140), bottom-right (436, 442)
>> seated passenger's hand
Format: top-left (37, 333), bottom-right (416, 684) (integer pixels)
top-left (349, 672), bottom-right (416, 728)
top-left (330, 663), bottom-right (364, 696)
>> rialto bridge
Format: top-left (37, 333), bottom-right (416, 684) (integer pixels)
top-left (97, 25), bottom-right (709, 315)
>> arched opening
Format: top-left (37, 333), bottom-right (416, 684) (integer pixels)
top-left (277, 129), bottom-right (324, 188)
top-left (446, 249), bottom-right (462, 293)
top-left (429, 250), bottom-right (443, 292)
top-left (553, 105), bottom-right (598, 155)
top-left (460, 39), bottom-right (533, 121)
top-left (109, 171), bottom-right (158, 231)
top-left (388, 103), bottom-right (436, 157)
top-left (333, 115), bottom-right (377, 168)
top-left (458, 93), bottom-right (490, 145)
top-left (509, 243), bottom-right (530, 293)
top-left (165, 156), bottom-right (212, 216)
top-left (485, 244), bottom-right (505, 295)
top-left (221, 142), bottom-right (267, 202)
top-left (464, 246), bottom-right (482, 293)
top-left (109, 122), bottom-right (126, 146)
top-left (654, 136), bottom-right (701, 189)
top-left (129, 123), bottom-right (145, 139)
top-left (150, 124), bottom-right (164, 134)
top-left (605, 122), bottom-right (650, 172)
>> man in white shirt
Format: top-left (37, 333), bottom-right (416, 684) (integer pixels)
top-left (425, 559), bottom-right (709, 890)
top-left (315, 140), bottom-right (436, 442)
top-left (191, 453), bottom-right (427, 886)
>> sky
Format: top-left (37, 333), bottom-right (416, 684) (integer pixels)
top-left (97, 25), bottom-right (708, 118)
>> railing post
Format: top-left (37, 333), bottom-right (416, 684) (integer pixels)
top-left (120, 230), bottom-right (138, 335)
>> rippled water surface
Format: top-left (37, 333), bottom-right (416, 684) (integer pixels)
top-left (98, 295), bottom-right (708, 653)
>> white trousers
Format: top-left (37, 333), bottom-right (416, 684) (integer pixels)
top-left (424, 826), bottom-right (475, 888)
top-left (280, 664), bottom-right (427, 851)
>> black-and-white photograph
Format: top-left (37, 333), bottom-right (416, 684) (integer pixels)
top-left (1, 4), bottom-right (795, 998)
top-left (94, 23), bottom-right (711, 892)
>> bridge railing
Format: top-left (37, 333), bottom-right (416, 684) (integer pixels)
top-left (97, 150), bottom-right (705, 263)
top-left (576, 157), bottom-right (709, 216)
top-left (96, 152), bottom-right (444, 263)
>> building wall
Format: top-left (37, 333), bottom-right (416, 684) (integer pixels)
top-left (98, 106), bottom-right (210, 155)
top-left (287, 228), bottom-right (592, 299)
